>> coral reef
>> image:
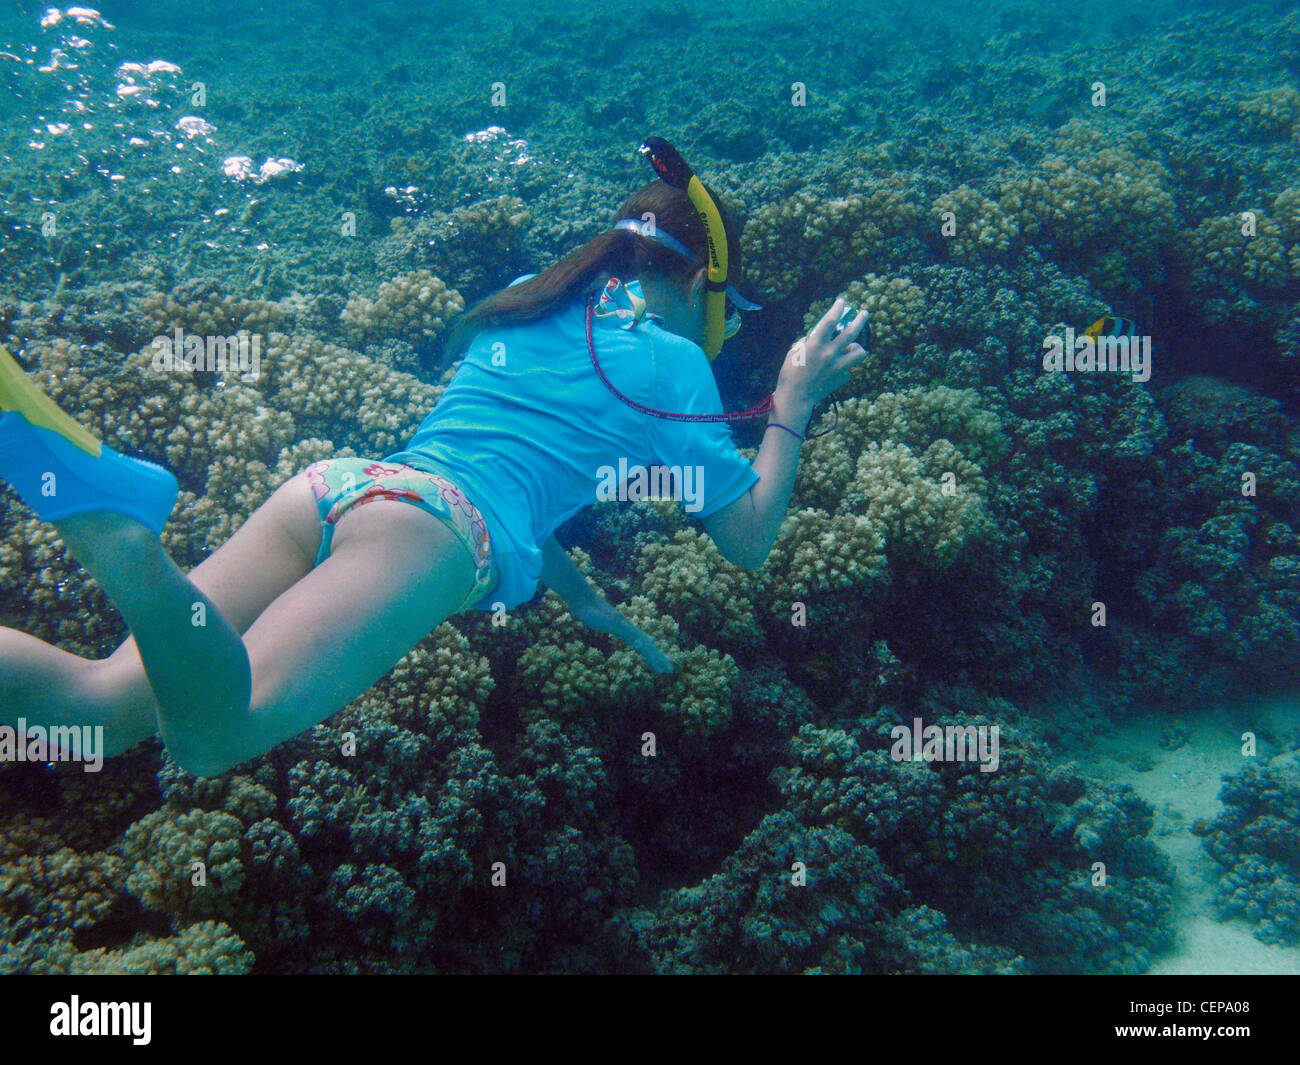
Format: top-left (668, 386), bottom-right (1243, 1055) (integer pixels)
top-left (1201, 749), bottom-right (1300, 946)
top-left (340, 269), bottom-right (464, 351)
top-left (740, 181), bottom-right (923, 302)
top-left (374, 196), bottom-right (530, 297)
top-left (932, 184), bottom-right (1021, 263)
top-left (2, 0), bottom-right (1299, 975)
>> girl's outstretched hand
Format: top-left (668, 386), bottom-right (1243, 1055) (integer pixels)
top-left (774, 297), bottom-right (870, 412)
top-left (626, 628), bottom-right (677, 674)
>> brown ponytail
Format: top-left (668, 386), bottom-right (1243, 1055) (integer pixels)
top-left (443, 177), bottom-right (744, 359)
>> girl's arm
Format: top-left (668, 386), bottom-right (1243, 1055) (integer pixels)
top-left (539, 534), bottom-right (676, 673)
top-left (704, 298), bottom-right (869, 569)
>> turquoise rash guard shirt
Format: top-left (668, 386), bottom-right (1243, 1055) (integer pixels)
top-left (383, 276), bottom-right (761, 611)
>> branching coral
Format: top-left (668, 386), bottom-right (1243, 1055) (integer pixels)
top-left (998, 126), bottom-right (1178, 293)
top-left (0, 846), bottom-right (126, 933)
top-left (515, 589), bottom-right (740, 739)
top-left (932, 184), bottom-right (1021, 262)
top-left (617, 810), bottom-right (900, 974)
top-left (1202, 751), bottom-right (1300, 945)
top-left (376, 195), bottom-right (529, 295)
top-left (1236, 86), bottom-right (1300, 141)
top-left (1135, 442), bottom-right (1300, 678)
top-left (741, 181), bottom-right (923, 301)
top-left (638, 528), bottom-right (766, 646)
top-left (341, 269), bottom-right (464, 349)
top-left (763, 507), bottom-right (888, 600)
top-left (252, 330), bottom-right (443, 454)
top-left (1181, 211), bottom-right (1293, 325)
top-left (844, 442), bottom-right (989, 566)
top-left (120, 808), bottom-right (246, 920)
top-left (72, 920), bottom-right (254, 975)
top-left (775, 717), bottom-right (1174, 973)
top-left (4, 19), bottom-right (1300, 975)
top-left (139, 279), bottom-right (289, 338)
top-left (0, 511), bottom-right (118, 653)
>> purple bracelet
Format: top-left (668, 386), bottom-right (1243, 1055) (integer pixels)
top-left (766, 420), bottom-right (806, 443)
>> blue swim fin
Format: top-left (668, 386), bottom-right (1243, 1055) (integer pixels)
top-left (0, 345), bottom-right (177, 534)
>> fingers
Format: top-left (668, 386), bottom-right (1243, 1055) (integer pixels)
top-left (839, 341), bottom-right (869, 364)
top-left (814, 304), bottom-right (867, 355)
top-left (809, 297), bottom-right (844, 345)
top-left (828, 311), bottom-right (868, 353)
top-left (843, 309), bottom-right (868, 343)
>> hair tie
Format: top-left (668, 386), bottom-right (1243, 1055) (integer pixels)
top-left (766, 420), bottom-right (805, 443)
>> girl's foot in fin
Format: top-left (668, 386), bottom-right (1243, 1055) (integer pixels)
top-left (0, 345), bottom-right (177, 534)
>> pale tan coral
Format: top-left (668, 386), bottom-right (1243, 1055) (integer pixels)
top-left (668, 643), bottom-right (739, 736)
top-left (175, 435), bottom-right (352, 557)
top-left (932, 184), bottom-right (1020, 261)
top-left (998, 133), bottom-right (1177, 287)
top-left (1182, 212), bottom-right (1293, 321)
top-left (166, 386), bottom-right (297, 487)
top-left (638, 528), bottom-right (767, 644)
top-left (139, 284), bottom-right (289, 339)
top-left (0, 513), bottom-right (115, 651)
top-left (764, 507), bottom-right (888, 600)
top-left (773, 387), bottom-right (1003, 589)
top-left (514, 588), bottom-right (739, 737)
top-left (71, 920), bottom-right (254, 975)
top-left (617, 594), bottom-right (740, 736)
top-left (1237, 86), bottom-right (1300, 139)
top-left (994, 178), bottom-right (1046, 241)
top-left (380, 195), bottom-right (529, 291)
top-left (794, 430), bottom-right (857, 512)
top-left (741, 189), bottom-right (826, 299)
top-left (257, 331), bottom-right (442, 454)
top-left (183, 448), bottom-right (315, 555)
top-left (357, 373), bottom-right (441, 454)
top-left (339, 622), bottom-right (494, 745)
top-left (341, 269), bottom-right (464, 347)
top-left (741, 182), bottom-right (922, 300)
top-left (275, 437), bottom-right (354, 480)
top-left (27, 338), bottom-right (297, 489)
top-left (920, 438), bottom-right (989, 498)
top-left (841, 386), bottom-right (1010, 467)
top-left (157, 766), bottom-right (279, 824)
top-left (844, 442), bottom-right (988, 565)
top-left (517, 637), bottom-right (643, 719)
top-left (120, 809), bottom-right (245, 918)
top-left (515, 584), bottom-right (661, 719)
top-left (641, 496), bottom-right (689, 535)
top-left (256, 332), bottom-right (365, 423)
top-left (27, 339), bottom-right (190, 456)
top-left (0, 847), bottom-right (126, 930)
top-left (1272, 186), bottom-right (1300, 246)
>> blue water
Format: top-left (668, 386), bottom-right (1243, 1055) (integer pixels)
top-left (0, 0), bottom-right (1298, 974)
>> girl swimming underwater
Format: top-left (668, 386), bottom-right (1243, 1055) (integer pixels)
top-left (0, 141), bottom-right (868, 778)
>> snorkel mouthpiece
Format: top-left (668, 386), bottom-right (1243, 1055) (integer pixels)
top-left (638, 136), bottom-right (732, 361)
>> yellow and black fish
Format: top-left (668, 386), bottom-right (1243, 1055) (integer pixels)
top-left (1084, 316), bottom-right (1139, 341)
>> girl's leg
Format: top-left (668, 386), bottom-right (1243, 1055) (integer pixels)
top-left (174, 498), bottom-right (476, 776)
top-left (4, 470), bottom-right (475, 776)
top-left (0, 471), bottom-right (323, 755)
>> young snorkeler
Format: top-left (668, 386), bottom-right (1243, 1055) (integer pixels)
top-left (0, 138), bottom-right (868, 777)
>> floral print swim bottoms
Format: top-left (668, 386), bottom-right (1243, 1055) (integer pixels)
top-left (304, 457), bottom-right (498, 613)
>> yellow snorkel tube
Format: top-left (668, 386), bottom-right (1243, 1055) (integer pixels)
top-left (637, 137), bottom-right (751, 361)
